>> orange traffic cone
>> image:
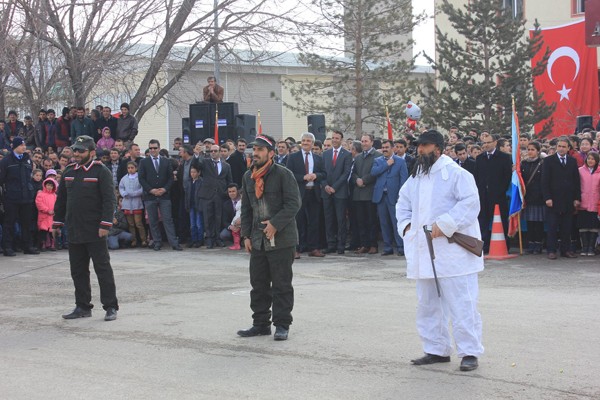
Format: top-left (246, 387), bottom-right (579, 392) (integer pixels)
top-left (485, 204), bottom-right (518, 260)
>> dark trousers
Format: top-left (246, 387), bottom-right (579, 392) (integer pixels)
top-left (355, 200), bottom-right (378, 248)
top-left (202, 195), bottom-right (223, 242)
top-left (323, 196), bottom-right (347, 251)
top-left (479, 200), bottom-right (509, 251)
top-left (249, 245), bottom-right (295, 328)
top-left (526, 221), bottom-right (545, 244)
top-left (145, 197), bottom-right (178, 247)
top-left (545, 207), bottom-right (573, 254)
top-left (2, 202), bottom-right (32, 250)
top-left (377, 195), bottom-right (403, 252)
top-left (296, 189), bottom-right (320, 251)
top-left (69, 240), bottom-right (118, 311)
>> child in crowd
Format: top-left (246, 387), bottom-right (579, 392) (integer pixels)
top-left (119, 161), bottom-right (147, 247)
top-left (97, 127), bottom-right (115, 151)
top-left (45, 169), bottom-right (57, 181)
top-left (107, 197), bottom-right (133, 250)
top-left (185, 165), bottom-right (204, 248)
top-left (31, 169), bottom-right (44, 249)
top-left (35, 178), bottom-right (58, 251)
top-left (577, 152), bottom-right (600, 256)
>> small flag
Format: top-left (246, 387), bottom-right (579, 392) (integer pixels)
top-left (508, 97), bottom-right (526, 237)
top-left (385, 105), bottom-right (393, 140)
top-left (214, 107), bottom-right (219, 144)
top-left (257, 110), bottom-right (263, 135)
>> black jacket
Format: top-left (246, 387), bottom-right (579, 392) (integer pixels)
top-left (541, 153), bottom-right (581, 213)
top-left (0, 151), bottom-right (35, 204)
top-left (521, 158), bottom-right (544, 206)
top-left (138, 156), bottom-right (174, 201)
top-left (286, 150), bottom-right (326, 200)
top-left (226, 150), bottom-right (248, 187)
top-left (457, 157), bottom-right (476, 175)
top-left (475, 150), bottom-right (512, 205)
top-left (53, 160), bottom-right (116, 243)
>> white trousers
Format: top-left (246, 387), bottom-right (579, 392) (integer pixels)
top-left (415, 273), bottom-right (484, 358)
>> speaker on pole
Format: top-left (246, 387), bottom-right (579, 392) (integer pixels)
top-left (307, 114), bottom-right (326, 142)
top-left (576, 115), bottom-right (593, 132)
top-left (235, 114), bottom-right (257, 143)
top-left (181, 118), bottom-right (190, 144)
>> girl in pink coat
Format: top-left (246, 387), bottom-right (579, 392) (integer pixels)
top-left (35, 177), bottom-right (58, 251)
top-left (577, 152), bottom-right (600, 256)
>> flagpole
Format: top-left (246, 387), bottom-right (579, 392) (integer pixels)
top-left (257, 110), bottom-right (262, 135)
top-left (385, 104), bottom-right (393, 140)
top-left (513, 96), bottom-right (523, 255)
top-left (214, 104), bottom-right (219, 144)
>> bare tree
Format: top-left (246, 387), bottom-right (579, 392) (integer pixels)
top-left (0, 0), bottom-right (19, 117)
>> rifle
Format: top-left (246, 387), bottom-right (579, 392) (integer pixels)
top-left (423, 226), bottom-right (441, 297)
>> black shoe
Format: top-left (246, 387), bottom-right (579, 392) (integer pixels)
top-left (323, 248), bottom-right (337, 254)
top-left (337, 250), bottom-right (345, 255)
top-left (194, 241), bottom-right (202, 248)
top-left (187, 241), bottom-right (195, 248)
top-left (410, 353), bottom-right (451, 365)
top-left (237, 325), bottom-right (271, 337)
top-left (24, 247), bottom-right (40, 255)
top-left (215, 240), bottom-right (225, 248)
top-left (153, 244), bottom-right (161, 251)
top-left (62, 307), bottom-right (92, 319)
top-left (381, 250), bottom-right (394, 256)
top-left (104, 308), bottom-right (117, 321)
top-left (345, 245), bottom-right (359, 251)
top-left (460, 356), bottom-right (478, 371)
top-left (172, 245), bottom-right (183, 251)
top-left (274, 326), bottom-right (289, 341)
top-left (3, 249), bottom-right (16, 257)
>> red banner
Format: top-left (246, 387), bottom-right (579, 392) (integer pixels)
top-left (530, 20), bottom-right (599, 137)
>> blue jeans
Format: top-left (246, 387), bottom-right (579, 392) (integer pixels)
top-left (107, 231), bottom-right (133, 249)
top-left (190, 208), bottom-right (204, 243)
top-left (377, 195), bottom-right (403, 253)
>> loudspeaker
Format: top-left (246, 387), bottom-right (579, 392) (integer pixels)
top-left (188, 102), bottom-right (239, 144)
top-left (576, 115), bottom-right (593, 132)
top-left (307, 114), bottom-right (326, 142)
top-left (235, 114), bottom-right (257, 143)
top-left (181, 118), bottom-right (191, 144)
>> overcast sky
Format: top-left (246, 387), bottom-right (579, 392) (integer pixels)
top-left (413, 0), bottom-right (435, 66)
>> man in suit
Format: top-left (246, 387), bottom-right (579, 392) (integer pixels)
top-left (192, 144), bottom-right (233, 248)
top-left (371, 140), bottom-right (408, 256)
top-left (226, 138), bottom-right (248, 187)
top-left (474, 134), bottom-right (512, 252)
top-left (117, 143), bottom-right (142, 183)
top-left (321, 130), bottom-right (352, 254)
top-left (286, 132), bottom-right (326, 258)
top-left (138, 139), bottom-right (182, 251)
top-left (455, 143), bottom-right (476, 175)
top-left (541, 136), bottom-right (581, 259)
top-left (351, 134), bottom-right (383, 254)
top-left (394, 138), bottom-right (415, 173)
top-left (275, 140), bottom-right (290, 165)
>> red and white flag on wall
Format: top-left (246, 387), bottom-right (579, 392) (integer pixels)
top-left (530, 20), bottom-right (599, 136)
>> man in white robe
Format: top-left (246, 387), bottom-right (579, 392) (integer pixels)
top-left (396, 130), bottom-right (484, 372)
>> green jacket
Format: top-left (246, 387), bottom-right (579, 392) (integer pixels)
top-left (241, 162), bottom-right (301, 251)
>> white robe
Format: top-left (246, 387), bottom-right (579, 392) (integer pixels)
top-left (396, 154), bottom-right (484, 279)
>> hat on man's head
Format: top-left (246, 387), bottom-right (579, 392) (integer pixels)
top-left (413, 130), bottom-right (445, 149)
top-left (12, 137), bottom-right (25, 149)
top-left (71, 135), bottom-right (96, 152)
top-left (250, 134), bottom-right (275, 150)
top-left (203, 138), bottom-right (215, 144)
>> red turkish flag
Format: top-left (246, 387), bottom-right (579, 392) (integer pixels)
top-left (530, 20), bottom-right (599, 137)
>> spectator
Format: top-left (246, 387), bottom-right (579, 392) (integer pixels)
top-left (116, 103), bottom-right (139, 143)
top-left (35, 177), bottom-right (58, 251)
top-left (394, 139), bottom-right (415, 172)
top-left (202, 76), bottom-right (224, 103)
top-left (576, 138), bottom-right (593, 167)
top-left (184, 164), bottom-right (204, 248)
top-left (227, 138), bottom-right (248, 187)
top-left (172, 137), bottom-right (182, 151)
top-left (275, 141), bottom-right (290, 165)
top-left (521, 141), bottom-right (545, 254)
top-left (119, 161), bottom-right (147, 248)
top-left (541, 137), bottom-right (581, 259)
top-left (577, 152), bottom-right (600, 256)
top-left (42, 109), bottom-right (60, 152)
top-left (22, 116), bottom-right (36, 148)
top-left (97, 127), bottom-right (116, 151)
top-left (219, 183), bottom-right (242, 250)
top-left (5, 111), bottom-right (24, 139)
top-left (107, 198), bottom-right (133, 250)
top-left (454, 143), bottom-right (476, 175)
top-left (117, 143), bottom-right (142, 183)
top-left (55, 107), bottom-right (72, 150)
top-left (70, 106), bottom-right (95, 143)
top-left (98, 107), bottom-right (118, 140)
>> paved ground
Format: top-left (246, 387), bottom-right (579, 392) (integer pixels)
top-left (0, 246), bottom-right (599, 399)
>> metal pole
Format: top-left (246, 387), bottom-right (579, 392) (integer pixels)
top-left (213, 0), bottom-right (220, 83)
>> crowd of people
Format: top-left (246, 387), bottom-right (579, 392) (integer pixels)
top-left (1, 106), bottom-right (599, 260)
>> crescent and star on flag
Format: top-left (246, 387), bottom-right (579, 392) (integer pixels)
top-left (546, 46), bottom-right (580, 102)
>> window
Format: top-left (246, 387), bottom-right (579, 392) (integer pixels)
top-left (503, 0), bottom-right (524, 18)
top-left (573, 0), bottom-right (585, 15)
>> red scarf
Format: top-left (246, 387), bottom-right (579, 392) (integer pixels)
top-left (251, 159), bottom-right (273, 199)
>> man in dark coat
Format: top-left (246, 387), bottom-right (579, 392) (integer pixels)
top-left (237, 134), bottom-right (301, 341)
top-left (455, 143), bottom-right (476, 175)
top-left (53, 135), bottom-right (118, 321)
top-left (321, 130), bottom-right (352, 254)
top-left (541, 136), bottom-right (581, 259)
top-left (286, 132), bottom-right (326, 258)
top-left (474, 134), bottom-right (512, 252)
top-left (226, 138), bottom-right (248, 187)
top-left (0, 137), bottom-right (40, 256)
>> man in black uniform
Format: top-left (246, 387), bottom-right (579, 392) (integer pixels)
top-left (53, 135), bottom-right (119, 321)
top-left (237, 134), bottom-right (301, 341)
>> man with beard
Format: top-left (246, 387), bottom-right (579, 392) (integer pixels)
top-left (396, 130), bottom-right (484, 372)
top-left (53, 135), bottom-right (119, 321)
top-left (237, 134), bottom-right (301, 341)
top-left (70, 106), bottom-right (95, 143)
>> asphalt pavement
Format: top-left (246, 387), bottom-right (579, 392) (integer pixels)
top-left (0, 246), bottom-right (599, 399)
